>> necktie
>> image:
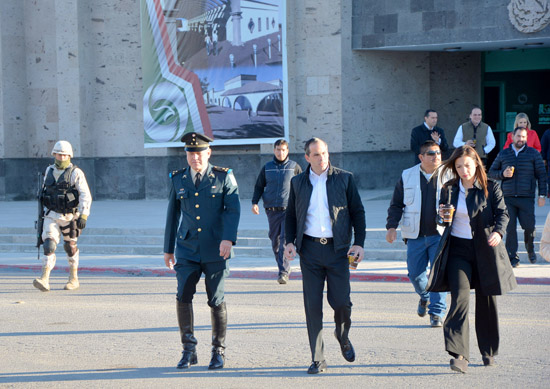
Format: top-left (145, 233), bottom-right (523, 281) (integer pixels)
top-left (194, 172), bottom-right (201, 188)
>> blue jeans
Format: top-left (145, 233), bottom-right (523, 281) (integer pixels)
top-left (406, 235), bottom-right (447, 318)
top-left (266, 209), bottom-right (290, 275)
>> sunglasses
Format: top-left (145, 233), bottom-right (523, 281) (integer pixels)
top-left (424, 150), bottom-right (441, 156)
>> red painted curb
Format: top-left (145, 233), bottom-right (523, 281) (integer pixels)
top-left (2, 264), bottom-right (549, 285)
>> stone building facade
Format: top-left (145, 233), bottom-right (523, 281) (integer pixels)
top-left (1, 0), bottom-right (549, 200)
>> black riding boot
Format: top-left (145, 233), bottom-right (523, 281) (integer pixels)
top-left (208, 301), bottom-right (227, 370)
top-left (176, 301), bottom-right (198, 369)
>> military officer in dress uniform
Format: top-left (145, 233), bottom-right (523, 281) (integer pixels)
top-left (163, 132), bottom-right (240, 371)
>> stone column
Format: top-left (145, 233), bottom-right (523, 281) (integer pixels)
top-left (0, 0), bottom-right (28, 159)
top-left (231, 0), bottom-right (243, 46)
top-left (54, 0), bottom-right (84, 155)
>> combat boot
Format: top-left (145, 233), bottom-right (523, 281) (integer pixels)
top-left (64, 263), bottom-right (80, 290)
top-left (176, 301), bottom-right (198, 369)
top-left (208, 302), bottom-right (227, 370)
top-left (33, 266), bottom-right (51, 292)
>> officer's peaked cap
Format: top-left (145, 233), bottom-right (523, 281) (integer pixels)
top-left (181, 132), bottom-right (214, 151)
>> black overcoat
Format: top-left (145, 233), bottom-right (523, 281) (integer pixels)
top-left (426, 178), bottom-right (517, 295)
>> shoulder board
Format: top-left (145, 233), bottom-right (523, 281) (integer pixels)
top-left (169, 169), bottom-right (185, 178)
top-left (212, 166), bottom-right (230, 173)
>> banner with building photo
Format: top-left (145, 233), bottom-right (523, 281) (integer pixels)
top-left (141, 0), bottom-right (287, 148)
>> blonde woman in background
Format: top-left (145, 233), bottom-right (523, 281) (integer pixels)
top-left (503, 113), bottom-right (541, 152)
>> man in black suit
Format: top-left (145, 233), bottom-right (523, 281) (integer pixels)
top-left (284, 137), bottom-right (366, 374)
top-left (410, 109), bottom-right (449, 164)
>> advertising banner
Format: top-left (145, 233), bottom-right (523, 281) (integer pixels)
top-left (141, 0), bottom-right (287, 147)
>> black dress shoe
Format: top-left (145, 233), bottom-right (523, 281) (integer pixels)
top-left (307, 360), bottom-right (327, 374)
top-left (208, 348), bottom-right (225, 370)
top-left (528, 252), bottom-right (537, 264)
top-left (334, 331), bottom-right (355, 362)
top-left (177, 350), bottom-right (197, 369)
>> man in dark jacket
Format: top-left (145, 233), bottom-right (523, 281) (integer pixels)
top-left (252, 139), bottom-right (302, 284)
top-left (489, 127), bottom-right (547, 267)
top-left (410, 109), bottom-right (449, 164)
top-left (284, 137), bottom-right (366, 374)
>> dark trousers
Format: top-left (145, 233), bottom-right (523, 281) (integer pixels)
top-left (175, 259), bottom-right (229, 307)
top-left (265, 209), bottom-right (290, 275)
top-left (504, 196), bottom-right (536, 259)
top-left (299, 238), bottom-right (352, 362)
top-left (444, 237), bottom-right (499, 361)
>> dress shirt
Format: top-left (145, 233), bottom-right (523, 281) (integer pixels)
top-left (453, 124), bottom-right (496, 154)
top-left (450, 180), bottom-right (473, 239)
top-left (304, 168), bottom-right (333, 238)
top-left (190, 167), bottom-right (208, 182)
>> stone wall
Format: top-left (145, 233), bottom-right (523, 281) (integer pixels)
top-left (352, 0), bottom-right (550, 50)
top-left (0, 150), bottom-right (413, 201)
top-left (0, 0), bottom-right (493, 200)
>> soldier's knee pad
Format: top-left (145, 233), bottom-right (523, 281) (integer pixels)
top-left (63, 241), bottom-right (78, 257)
top-left (43, 239), bottom-right (56, 255)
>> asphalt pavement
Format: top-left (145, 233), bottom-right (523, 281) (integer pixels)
top-left (1, 275), bottom-right (549, 388)
top-left (1, 192), bottom-right (550, 388)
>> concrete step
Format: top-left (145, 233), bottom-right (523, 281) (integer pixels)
top-left (0, 233), bottom-right (272, 248)
top-left (0, 227), bottom-right (543, 260)
top-left (0, 227), bottom-right (393, 239)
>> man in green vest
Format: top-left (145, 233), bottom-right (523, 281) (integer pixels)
top-left (453, 106), bottom-right (496, 164)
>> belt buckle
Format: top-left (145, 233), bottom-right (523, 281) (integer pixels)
top-left (319, 237), bottom-right (328, 245)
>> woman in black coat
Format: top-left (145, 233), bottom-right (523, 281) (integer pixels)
top-left (427, 145), bottom-right (517, 373)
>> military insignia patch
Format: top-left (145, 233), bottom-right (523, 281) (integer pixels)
top-left (212, 166), bottom-right (229, 173)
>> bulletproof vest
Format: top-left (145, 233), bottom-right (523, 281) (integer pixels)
top-left (42, 165), bottom-right (79, 214)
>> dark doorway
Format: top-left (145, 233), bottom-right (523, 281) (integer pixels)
top-left (483, 84), bottom-right (503, 169)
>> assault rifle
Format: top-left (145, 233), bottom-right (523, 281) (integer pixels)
top-left (35, 172), bottom-right (45, 260)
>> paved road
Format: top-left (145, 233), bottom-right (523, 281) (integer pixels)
top-left (1, 271), bottom-right (549, 388)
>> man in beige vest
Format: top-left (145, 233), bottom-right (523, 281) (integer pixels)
top-left (453, 106), bottom-right (496, 163)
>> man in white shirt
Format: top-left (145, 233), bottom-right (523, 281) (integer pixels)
top-left (453, 106), bottom-right (496, 163)
top-left (284, 138), bottom-right (366, 374)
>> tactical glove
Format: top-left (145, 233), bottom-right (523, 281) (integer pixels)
top-left (76, 217), bottom-right (87, 229)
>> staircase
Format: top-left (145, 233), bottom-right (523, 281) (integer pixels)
top-left (0, 227), bottom-right (541, 262)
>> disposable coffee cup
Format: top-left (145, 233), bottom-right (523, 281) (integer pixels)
top-left (349, 254), bottom-right (359, 270)
top-left (442, 204), bottom-right (455, 223)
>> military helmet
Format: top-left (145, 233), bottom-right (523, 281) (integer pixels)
top-left (51, 140), bottom-right (74, 158)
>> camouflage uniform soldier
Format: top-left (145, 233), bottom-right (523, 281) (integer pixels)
top-left (33, 141), bottom-right (92, 292)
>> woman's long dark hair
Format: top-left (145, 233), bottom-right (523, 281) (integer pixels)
top-left (441, 145), bottom-right (488, 198)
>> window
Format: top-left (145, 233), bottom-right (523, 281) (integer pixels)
top-left (258, 17), bottom-right (261, 32)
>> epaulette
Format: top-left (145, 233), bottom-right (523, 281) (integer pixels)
top-left (212, 166), bottom-right (230, 173)
top-left (169, 169), bottom-right (185, 178)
